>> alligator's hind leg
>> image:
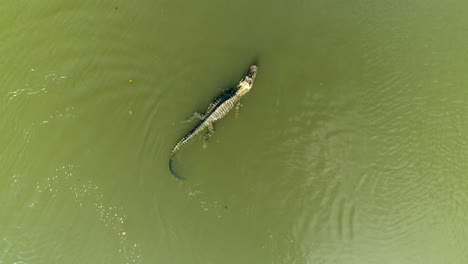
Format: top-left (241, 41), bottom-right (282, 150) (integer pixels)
top-left (184, 112), bottom-right (204, 123)
top-left (202, 122), bottom-right (215, 149)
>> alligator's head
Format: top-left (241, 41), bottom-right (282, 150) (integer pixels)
top-left (237, 65), bottom-right (257, 95)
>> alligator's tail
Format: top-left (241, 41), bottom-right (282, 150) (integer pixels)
top-left (169, 156), bottom-right (184, 180)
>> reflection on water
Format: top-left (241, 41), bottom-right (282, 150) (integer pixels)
top-left (23, 165), bottom-right (142, 263)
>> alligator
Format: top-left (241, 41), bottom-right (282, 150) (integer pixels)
top-left (169, 65), bottom-right (258, 179)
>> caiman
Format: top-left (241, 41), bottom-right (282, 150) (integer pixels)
top-left (169, 65), bottom-right (258, 179)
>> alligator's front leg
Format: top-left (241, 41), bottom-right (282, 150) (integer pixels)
top-left (235, 101), bottom-right (242, 119)
top-left (203, 122), bottom-right (215, 148)
top-left (185, 112), bottom-right (204, 123)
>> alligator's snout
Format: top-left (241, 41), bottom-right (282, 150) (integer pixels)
top-left (242, 65), bottom-right (257, 86)
top-left (248, 65), bottom-right (257, 78)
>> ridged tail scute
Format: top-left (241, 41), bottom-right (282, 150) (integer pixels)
top-left (169, 156), bottom-right (184, 180)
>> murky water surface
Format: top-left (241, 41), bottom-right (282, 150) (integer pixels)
top-left (1, 1), bottom-right (467, 263)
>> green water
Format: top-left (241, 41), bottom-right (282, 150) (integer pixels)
top-left (1, 0), bottom-right (467, 263)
